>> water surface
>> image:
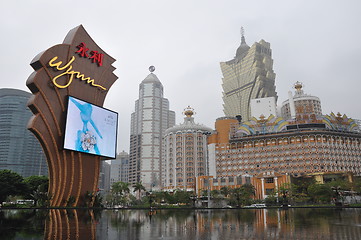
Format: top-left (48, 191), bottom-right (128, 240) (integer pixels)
top-left (1, 208), bottom-right (360, 239)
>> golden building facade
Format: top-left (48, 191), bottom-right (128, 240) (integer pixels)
top-left (221, 30), bottom-right (277, 120)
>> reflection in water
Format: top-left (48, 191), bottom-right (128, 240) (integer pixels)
top-left (1, 208), bottom-right (361, 239)
top-left (45, 209), bottom-right (97, 240)
top-left (97, 208), bottom-right (361, 240)
top-left (0, 209), bottom-right (46, 240)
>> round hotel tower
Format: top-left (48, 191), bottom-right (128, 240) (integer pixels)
top-left (281, 82), bottom-right (322, 121)
top-left (163, 107), bottom-right (213, 192)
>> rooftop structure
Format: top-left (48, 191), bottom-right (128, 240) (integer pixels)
top-left (281, 82), bottom-right (322, 121)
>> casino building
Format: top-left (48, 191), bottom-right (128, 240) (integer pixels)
top-left (210, 113), bottom-right (361, 178)
top-left (204, 83), bottom-right (361, 199)
top-left (163, 107), bottom-right (212, 192)
top-left (220, 28), bottom-right (277, 121)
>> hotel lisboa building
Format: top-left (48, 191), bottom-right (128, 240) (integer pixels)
top-left (205, 83), bottom-right (361, 199)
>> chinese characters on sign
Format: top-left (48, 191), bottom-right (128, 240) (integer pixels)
top-left (76, 42), bottom-right (103, 66)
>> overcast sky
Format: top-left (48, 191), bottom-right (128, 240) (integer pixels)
top-left (1, 0), bottom-right (360, 153)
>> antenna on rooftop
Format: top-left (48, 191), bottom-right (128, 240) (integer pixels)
top-left (240, 27), bottom-right (245, 38)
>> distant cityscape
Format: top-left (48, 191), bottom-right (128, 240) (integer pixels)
top-left (1, 30), bottom-right (361, 203)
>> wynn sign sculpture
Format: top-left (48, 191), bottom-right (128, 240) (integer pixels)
top-left (26, 25), bottom-right (118, 207)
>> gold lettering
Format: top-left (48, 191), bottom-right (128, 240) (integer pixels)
top-left (48, 56), bottom-right (106, 90)
top-left (49, 56), bottom-right (75, 71)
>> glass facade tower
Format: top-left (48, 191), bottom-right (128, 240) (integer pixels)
top-left (0, 88), bottom-right (47, 177)
top-left (129, 71), bottom-right (175, 190)
top-left (221, 32), bottom-right (277, 121)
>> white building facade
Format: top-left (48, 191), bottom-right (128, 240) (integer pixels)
top-left (129, 69), bottom-right (175, 190)
top-left (163, 107), bottom-right (213, 191)
top-left (250, 96), bottom-right (277, 119)
top-left (281, 82), bottom-right (322, 120)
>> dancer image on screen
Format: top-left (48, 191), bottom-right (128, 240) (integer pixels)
top-left (70, 97), bottom-right (103, 155)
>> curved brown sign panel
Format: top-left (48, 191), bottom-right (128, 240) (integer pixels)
top-left (26, 25), bottom-right (117, 207)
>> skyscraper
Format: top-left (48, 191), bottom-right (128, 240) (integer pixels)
top-left (110, 151), bottom-right (129, 185)
top-left (0, 88), bottom-right (47, 177)
top-left (221, 29), bottom-right (277, 121)
top-left (129, 67), bottom-right (175, 190)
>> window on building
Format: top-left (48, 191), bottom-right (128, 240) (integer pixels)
top-left (265, 177), bottom-right (274, 183)
top-left (237, 176), bottom-right (243, 185)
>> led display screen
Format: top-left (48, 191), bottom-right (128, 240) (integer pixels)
top-left (63, 96), bottom-right (118, 158)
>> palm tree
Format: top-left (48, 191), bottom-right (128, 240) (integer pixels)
top-left (231, 184), bottom-right (256, 207)
top-left (111, 181), bottom-right (131, 206)
top-left (120, 182), bottom-right (131, 195)
top-left (133, 182), bottom-right (146, 200)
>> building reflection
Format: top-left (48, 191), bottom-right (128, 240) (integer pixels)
top-left (95, 208), bottom-right (361, 239)
top-left (44, 209), bottom-right (97, 240)
top-left (1, 208), bottom-right (361, 239)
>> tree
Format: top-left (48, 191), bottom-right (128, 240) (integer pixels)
top-left (307, 184), bottom-right (333, 203)
top-left (211, 190), bottom-right (221, 198)
top-left (326, 179), bottom-right (351, 191)
top-left (353, 177), bottom-right (361, 193)
top-left (292, 176), bottom-right (316, 195)
top-left (230, 188), bottom-right (243, 207)
top-left (173, 189), bottom-right (192, 205)
top-left (112, 181), bottom-right (130, 195)
top-left (0, 170), bottom-right (27, 203)
top-left (230, 184), bottom-right (255, 207)
top-left (242, 184), bottom-right (256, 197)
top-left (220, 187), bottom-right (231, 198)
top-left (24, 175), bottom-right (49, 199)
top-left (133, 182), bottom-right (146, 200)
top-left (31, 186), bottom-right (51, 207)
top-left (277, 183), bottom-right (295, 205)
top-left (111, 181), bottom-right (131, 206)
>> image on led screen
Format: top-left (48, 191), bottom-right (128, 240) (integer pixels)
top-left (63, 96), bottom-right (118, 158)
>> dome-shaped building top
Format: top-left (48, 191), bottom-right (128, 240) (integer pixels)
top-left (281, 82), bottom-right (322, 121)
top-left (235, 27), bottom-right (250, 60)
top-left (164, 106), bottom-right (212, 135)
top-left (235, 36), bottom-right (250, 59)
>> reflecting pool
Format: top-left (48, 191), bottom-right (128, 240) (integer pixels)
top-left (1, 208), bottom-right (361, 239)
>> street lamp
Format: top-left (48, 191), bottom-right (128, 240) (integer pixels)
top-left (204, 131), bottom-right (212, 208)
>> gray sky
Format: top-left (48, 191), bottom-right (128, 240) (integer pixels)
top-left (1, 0), bottom-right (360, 153)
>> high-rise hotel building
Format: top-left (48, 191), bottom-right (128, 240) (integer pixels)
top-left (163, 107), bottom-right (213, 192)
top-left (129, 68), bottom-right (175, 190)
top-left (0, 88), bottom-right (47, 177)
top-left (221, 30), bottom-right (277, 121)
